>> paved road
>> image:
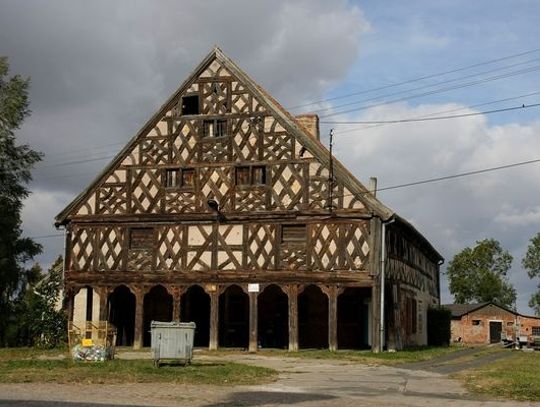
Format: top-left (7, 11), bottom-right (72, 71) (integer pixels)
top-left (0, 351), bottom-right (538, 406)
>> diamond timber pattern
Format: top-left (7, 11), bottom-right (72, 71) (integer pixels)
top-left (235, 188), bottom-right (267, 211)
top-left (199, 167), bottom-right (233, 210)
top-left (131, 169), bottom-right (161, 213)
top-left (271, 164), bottom-right (305, 210)
top-left (280, 247), bottom-right (306, 270)
top-left (164, 191), bottom-right (202, 213)
top-left (71, 227), bottom-right (95, 271)
top-left (127, 249), bottom-right (153, 271)
top-left (140, 137), bottom-right (169, 166)
top-left (96, 227), bottom-right (124, 271)
top-left (156, 226), bottom-right (183, 270)
top-left (246, 225), bottom-right (275, 269)
top-left (201, 81), bottom-right (230, 115)
top-left (96, 184), bottom-right (128, 215)
top-left (311, 224), bottom-right (340, 270)
top-left (231, 118), bottom-right (260, 161)
top-left (171, 120), bottom-right (199, 165)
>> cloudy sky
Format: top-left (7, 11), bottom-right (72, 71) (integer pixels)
top-left (1, 0), bottom-right (539, 313)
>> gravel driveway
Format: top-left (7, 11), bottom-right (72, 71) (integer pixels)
top-left (0, 352), bottom-right (538, 406)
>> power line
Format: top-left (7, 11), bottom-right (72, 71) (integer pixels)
top-left (288, 47), bottom-right (540, 111)
top-left (320, 64), bottom-right (540, 118)
top-left (340, 157), bottom-right (540, 200)
top-left (326, 91), bottom-right (540, 136)
top-left (31, 233), bottom-right (64, 239)
top-left (321, 102), bottom-right (540, 125)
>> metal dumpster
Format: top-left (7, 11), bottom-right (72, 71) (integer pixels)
top-left (150, 321), bottom-right (196, 367)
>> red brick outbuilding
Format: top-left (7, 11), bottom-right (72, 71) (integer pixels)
top-left (444, 302), bottom-right (540, 344)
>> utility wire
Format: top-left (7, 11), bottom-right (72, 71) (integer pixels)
top-left (288, 47), bottom-right (540, 110)
top-left (321, 102), bottom-right (540, 125)
top-left (316, 57), bottom-right (540, 114)
top-left (320, 64), bottom-right (540, 118)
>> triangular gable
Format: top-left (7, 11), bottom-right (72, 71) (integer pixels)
top-left (56, 46), bottom-right (394, 225)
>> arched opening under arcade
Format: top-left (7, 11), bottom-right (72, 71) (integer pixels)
top-left (143, 285), bottom-right (173, 347)
top-left (337, 287), bottom-right (371, 349)
top-left (181, 285), bottom-right (210, 347)
top-left (219, 285), bottom-right (249, 348)
top-left (299, 285), bottom-right (328, 349)
top-left (108, 285), bottom-right (135, 347)
top-left (257, 284), bottom-right (288, 349)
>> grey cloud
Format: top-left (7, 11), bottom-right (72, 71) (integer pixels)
top-left (0, 0), bottom-right (366, 268)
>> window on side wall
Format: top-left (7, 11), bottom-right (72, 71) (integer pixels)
top-left (472, 320), bottom-right (481, 326)
top-left (532, 326), bottom-right (540, 336)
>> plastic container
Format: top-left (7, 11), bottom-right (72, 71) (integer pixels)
top-left (150, 321), bottom-right (196, 367)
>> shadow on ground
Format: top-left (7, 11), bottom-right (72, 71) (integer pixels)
top-left (203, 391), bottom-right (336, 406)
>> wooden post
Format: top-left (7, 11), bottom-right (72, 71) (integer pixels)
top-left (371, 284), bottom-right (381, 352)
top-left (248, 292), bottom-right (258, 352)
top-left (322, 285), bottom-right (342, 351)
top-left (208, 288), bottom-right (219, 351)
top-left (133, 287), bottom-right (145, 350)
top-left (96, 287), bottom-right (109, 321)
top-left (328, 287), bottom-right (338, 351)
top-left (169, 286), bottom-right (184, 322)
top-left (285, 285), bottom-right (299, 351)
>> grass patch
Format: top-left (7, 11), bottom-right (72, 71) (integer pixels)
top-left (0, 358), bottom-right (276, 385)
top-left (456, 351), bottom-right (540, 401)
top-left (0, 347), bottom-right (68, 361)
top-left (199, 345), bottom-right (464, 365)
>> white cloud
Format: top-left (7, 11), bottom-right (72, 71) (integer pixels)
top-left (331, 103), bottom-right (540, 313)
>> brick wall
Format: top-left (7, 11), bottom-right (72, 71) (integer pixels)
top-left (451, 304), bottom-right (540, 344)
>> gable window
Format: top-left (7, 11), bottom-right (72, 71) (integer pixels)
top-left (165, 169), bottom-right (179, 188)
top-left (181, 168), bottom-right (195, 187)
top-left (236, 165), bottom-right (266, 186)
top-left (181, 94), bottom-right (199, 115)
top-left (164, 168), bottom-right (195, 189)
top-left (130, 228), bottom-right (154, 249)
top-left (203, 119), bottom-right (227, 137)
top-left (281, 224), bottom-right (307, 243)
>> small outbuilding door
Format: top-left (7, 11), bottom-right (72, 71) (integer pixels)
top-left (489, 321), bottom-right (502, 343)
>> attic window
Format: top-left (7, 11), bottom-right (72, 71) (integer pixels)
top-left (472, 320), bottom-right (481, 326)
top-left (235, 166), bottom-right (266, 186)
top-left (130, 228), bottom-right (154, 249)
top-left (204, 119), bottom-right (227, 137)
top-left (164, 168), bottom-right (194, 189)
top-left (181, 94), bottom-right (199, 115)
top-left (282, 224), bottom-right (307, 243)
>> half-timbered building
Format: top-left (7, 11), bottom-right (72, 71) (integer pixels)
top-left (55, 47), bottom-right (443, 351)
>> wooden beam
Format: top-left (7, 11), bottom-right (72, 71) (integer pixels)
top-left (248, 292), bottom-right (258, 352)
top-left (285, 284), bottom-right (299, 351)
top-left (133, 286), bottom-right (145, 350)
top-left (208, 289), bottom-right (219, 350)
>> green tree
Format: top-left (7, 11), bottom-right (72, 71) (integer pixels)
top-left (522, 233), bottom-right (540, 315)
top-left (22, 257), bottom-right (66, 347)
top-left (0, 56), bottom-right (43, 345)
top-left (446, 239), bottom-right (516, 308)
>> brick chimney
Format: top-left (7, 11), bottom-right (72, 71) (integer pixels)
top-left (295, 114), bottom-right (320, 141)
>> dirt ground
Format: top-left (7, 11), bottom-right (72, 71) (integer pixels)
top-left (1, 351), bottom-right (539, 406)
